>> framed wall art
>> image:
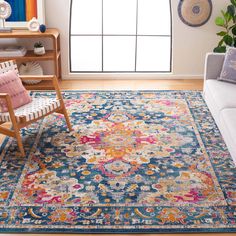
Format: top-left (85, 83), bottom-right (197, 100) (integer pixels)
top-left (4, 0), bottom-right (45, 28)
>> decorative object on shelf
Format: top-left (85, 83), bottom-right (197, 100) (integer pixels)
top-left (178, 0), bottom-right (212, 27)
top-left (0, 46), bottom-right (27, 57)
top-left (4, 0), bottom-right (45, 29)
top-left (214, 1), bottom-right (236, 53)
top-left (19, 61), bottom-right (43, 85)
top-left (39, 24), bottom-right (46, 33)
top-left (0, 0), bottom-right (12, 32)
top-left (27, 17), bottom-right (40, 32)
top-left (33, 42), bottom-right (45, 56)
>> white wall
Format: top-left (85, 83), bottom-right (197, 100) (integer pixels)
top-left (46, 0), bottom-right (229, 78)
top-left (171, 0), bottom-right (227, 76)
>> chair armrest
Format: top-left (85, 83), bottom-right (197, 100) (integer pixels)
top-left (0, 93), bottom-right (16, 119)
top-left (20, 75), bottom-right (64, 102)
top-left (204, 53), bottom-right (225, 81)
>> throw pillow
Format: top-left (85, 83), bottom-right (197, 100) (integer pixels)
top-left (0, 70), bottom-right (32, 112)
top-left (218, 47), bottom-right (236, 84)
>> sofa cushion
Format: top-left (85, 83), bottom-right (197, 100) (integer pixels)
top-left (203, 85), bottom-right (221, 125)
top-left (219, 108), bottom-right (236, 163)
top-left (218, 47), bottom-right (236, 84)
top-left (204, 79), bottom-right (236, 114)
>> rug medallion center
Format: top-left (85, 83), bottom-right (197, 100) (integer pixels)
top-left (9, 98), bottom-right (226, 207)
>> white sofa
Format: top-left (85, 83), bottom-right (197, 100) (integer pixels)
top-left (203, 53), bottom-right (236, 163)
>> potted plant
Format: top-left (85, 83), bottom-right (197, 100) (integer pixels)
top-left (214, 0), bottom-right (236, 53)
top-left (34, 41), bottom-right (45, 56)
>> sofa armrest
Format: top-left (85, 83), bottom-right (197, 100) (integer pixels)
top-left (204, 53), bottom-right (225, 80)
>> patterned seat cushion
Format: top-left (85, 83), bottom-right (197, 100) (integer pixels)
top-left (0, 98), bottom-right (61, 122)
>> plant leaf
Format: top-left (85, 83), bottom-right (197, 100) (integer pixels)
top-left (223, 35), bottom-right (233, 45)
top-left (218, 38), bottom-right (225, 47)
top-left (227, 5), bottom-right (235, 17)
top-left (215, 16), bottom-right (225, 26)
top-left (217, 31), bottom-right (227, 36)
top-left (232, 26), bottom-right (236, 35)
top-left (213, 46), bottom-right (227, 53)
top-left (225, 12), bottom-right (232, 22)
top-left (231, 0), bottom-right (236, 7)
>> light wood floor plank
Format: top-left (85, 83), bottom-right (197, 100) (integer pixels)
top-left (60, 79), bottom-right (203, 90)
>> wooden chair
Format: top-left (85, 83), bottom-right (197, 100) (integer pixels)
top-left (0, 60), bottom-right (72, 156)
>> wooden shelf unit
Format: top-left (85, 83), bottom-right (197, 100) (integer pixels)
top-left (0, 28), bottom-right (61, 89)
top-left (0, 50), bottom-right (61, 62)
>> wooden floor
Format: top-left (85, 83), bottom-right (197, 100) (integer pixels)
top-left (1, 79), bottom-right (235, 236)
top-left (59, 78), bottom-right (204, 91)
top-left (25, 78), bottom-right (204, 91)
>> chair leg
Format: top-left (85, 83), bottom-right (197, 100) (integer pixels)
top-left (11, 119), bottom-right (25, 157)
top-left (62, 108), bottom-right (73, 132)
top-left (15, 129), bottom-right (25, 157)
top-left (3, 94), bottom-right (26, 157)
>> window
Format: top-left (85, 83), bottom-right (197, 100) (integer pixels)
top-left (70, 0), bottom-right (172, 73)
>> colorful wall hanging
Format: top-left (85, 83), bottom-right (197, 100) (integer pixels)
top-left (178, 0), bottom-right (212, 27)
top-left (4, 0), bottom-right (45, 28)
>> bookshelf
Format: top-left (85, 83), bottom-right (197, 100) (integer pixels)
top-left (0, 28), bottom-right (61, 89)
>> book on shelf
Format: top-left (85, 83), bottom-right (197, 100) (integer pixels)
top-left (0, 46), bottom-right (27, 57)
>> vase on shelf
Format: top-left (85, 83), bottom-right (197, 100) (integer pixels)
top-left (33, 41), bottom-right (45, 56)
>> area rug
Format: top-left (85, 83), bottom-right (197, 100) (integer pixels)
top-left (0, 90), bottom-right (236, 233)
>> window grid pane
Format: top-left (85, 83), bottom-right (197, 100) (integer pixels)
top-left (103, 0), bottom-right (137, 35)
top-left (70, 0), bottom-right (172, 73)
top-left (71, 36), bottom-right (102, 72)
top-left (103, 36), bottom-right (136, 71)
top-left (71, 0), bottom-right (102, 34)
top-left (136, 36), bottom-right (171, 72)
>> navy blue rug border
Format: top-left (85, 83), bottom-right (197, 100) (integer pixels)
top-left (0, 227), bottom-right (236, 234)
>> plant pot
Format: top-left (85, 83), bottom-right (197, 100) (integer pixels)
top-left (34, 46), bottom-right (45, 56)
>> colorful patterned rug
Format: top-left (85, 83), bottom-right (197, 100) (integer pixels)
top-left (0, 91), bottom-right (236, 233)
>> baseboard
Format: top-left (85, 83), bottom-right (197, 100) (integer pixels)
top-left (61, 74), bottom-right (204, 80)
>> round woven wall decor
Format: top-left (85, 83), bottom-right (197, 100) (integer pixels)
top-left (178, 0), bottom-right (212, 27)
